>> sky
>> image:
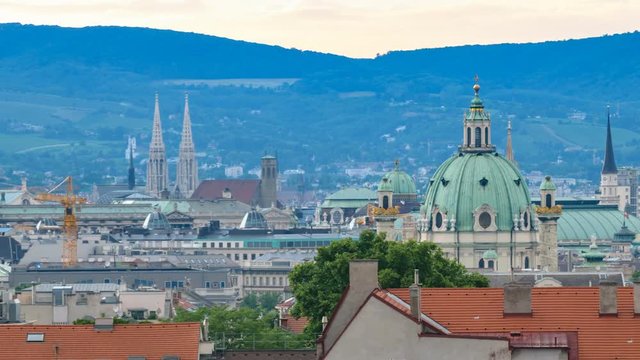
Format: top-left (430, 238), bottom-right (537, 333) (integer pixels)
top-left (1, 0), bottom-right (639, 58)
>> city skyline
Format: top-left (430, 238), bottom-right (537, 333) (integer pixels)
top-left (1, 0), bottom-right (639, 57)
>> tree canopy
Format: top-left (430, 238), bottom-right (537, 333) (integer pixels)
top-left (289, 230), bottom-right (488, 333)
top-left (173, 306), bottom-right (313, 350)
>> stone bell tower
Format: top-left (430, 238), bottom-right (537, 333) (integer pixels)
top-left (536, 176), bottom-right (561, 272)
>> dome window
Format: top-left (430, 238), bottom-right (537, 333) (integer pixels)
top-left (514, 178), bottom-right (521, 186)
top-left (473, 204), bottom-right (497, 231)
top-left (435, 212), bottom-right (443, 228)
top-left (479, 212), bottom-right (491, 229)
top-left (441, 178), bottom-right (449, 187)
top-left (479, 177), bottom-right (488, 187)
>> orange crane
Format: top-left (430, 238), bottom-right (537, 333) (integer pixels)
top-left (35, 176), bottom-right (86, 267)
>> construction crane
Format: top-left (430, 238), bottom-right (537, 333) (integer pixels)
top-left (35, 176), bottom-right (86, 267)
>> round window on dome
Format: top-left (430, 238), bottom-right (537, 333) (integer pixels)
top-left (479, 212), bottom-right (491, 229)
top-left (435, 212), bottom-right (443, 228)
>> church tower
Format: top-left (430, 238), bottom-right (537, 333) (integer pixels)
top-left (259, 154), bottom-right (278, 208)
top-left (599, 106), bottom-right (619, 206)
top-left (128, 145), bottom-right (135, 190)
top-left (146, 94), bottom-right (168, 198)
top-left (175, 94), bottom-right (198, 198)
top-left (461, 76), bottom-right (495, 153)
top-left (536, 176), bottom-right (561, 272)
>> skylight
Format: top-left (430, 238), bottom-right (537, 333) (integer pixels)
top-left (26, 333), bottom-right (45, 342)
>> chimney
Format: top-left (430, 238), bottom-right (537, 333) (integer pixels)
top-left (504, 282), bottom-right (532, 314)
top-left (633, 281), bottom-right (640, 314)
top-left (349, 260), bottom-right (378, 293)
top-left (409, 269), bottom-right (420, 320)
top-left (94, 317), bottom-right (114, 331)
top-left (599, 281), bottom-right (618, 315)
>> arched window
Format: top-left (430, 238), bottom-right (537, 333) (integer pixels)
top-left (475, 127), bottom-right (482, 147)
top-left (487, 260), bottom-right (495, 269)
top-left (478, 259), bottom-right (485, 268)
top-left (467, 127), bottom-right (471, 146)
top-left (435, 212), bottom-right (443, 228)
top-left (523, 212), bottom-right (529, 228)
top-left (485, 127), bottom-right (489, 145)
top-left (382, 195), bottom-right (389, 209)
top-left (524, 256), bottom-right (530, 269)
top-left (545, 194), bottom-right (552, 208)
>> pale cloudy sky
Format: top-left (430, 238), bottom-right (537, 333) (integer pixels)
top-left (1, 0), bottom-right (639, 58)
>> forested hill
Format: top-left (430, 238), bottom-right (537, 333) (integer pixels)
top-left (0, 23), bottom-right (638, 189)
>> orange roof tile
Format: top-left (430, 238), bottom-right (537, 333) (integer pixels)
top-left (0, 322), bottom-right (201, 359)
top-left (281, 315), bottom-right (309, 334)
top-left (388, 287), bottom-right (640, 360)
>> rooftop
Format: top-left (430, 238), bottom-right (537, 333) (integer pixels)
top-left (389, 287), bottom-right (640, 360)
top-left (0, 322), bottom-right (200, 359)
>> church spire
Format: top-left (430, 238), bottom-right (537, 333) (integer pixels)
top-left (128, 144), bottom-right (135, 190)
top-left (602, 105), bottom-right (617, 174)
top-left (176, 93), bottom-right (198, 198)
top-left (505, 120), bottom-right (514, 162)
top-left (146, 93), bottom-right (168, 197)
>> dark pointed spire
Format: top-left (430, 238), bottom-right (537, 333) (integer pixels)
top-left (602, 106), bottom-right (617, 174)
top-left (128, 143), bottom-right (135, 190)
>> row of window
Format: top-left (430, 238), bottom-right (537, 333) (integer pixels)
top-left (202, 242), bottom-right (241, 248)
top-left (245, 276), bottom-right (287, 287)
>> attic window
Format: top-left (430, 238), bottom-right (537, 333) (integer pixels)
top-left (26, 333), bottom-right (44, 342)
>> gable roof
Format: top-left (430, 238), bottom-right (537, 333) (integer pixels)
top-left (388, 287), bottom-right (640, 360)
top-left (192, 179), bottom-right (261, 205)
top-left (0, 323), bottom-right (200, 359)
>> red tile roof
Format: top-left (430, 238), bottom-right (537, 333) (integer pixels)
top-left (192, 179), bottom-right (260, 204)
top-left (0, 322), bottom-right (201, 359)
top-left (388, 287), bottom-right (640, 360)
top-left (281, 315), bottom-right (309, 334)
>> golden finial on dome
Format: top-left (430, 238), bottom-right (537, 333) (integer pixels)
top-left (473, 74), bottom-right (480, 93)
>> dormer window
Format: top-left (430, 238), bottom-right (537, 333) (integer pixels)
top-left (473, 204), bottom-right (497, 231)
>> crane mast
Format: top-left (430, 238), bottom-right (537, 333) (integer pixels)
top-left (35, 176), bottom-right (86, 267)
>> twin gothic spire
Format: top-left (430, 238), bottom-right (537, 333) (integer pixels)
top-left (146, 94), bottom-right (198, 198)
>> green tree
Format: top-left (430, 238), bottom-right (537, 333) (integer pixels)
top-left (289, 230), bottom-right (488, 333)
top-left (241, 292), bottom-right (283, 312)
top-left (173, 306), bottom-right (313, 350)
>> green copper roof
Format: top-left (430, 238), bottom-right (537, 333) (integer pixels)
top-left (482, 250), bottom-right (498, 260)
top-left (539, 176), bottom-right (557, 191)
top-left (558, 207), bottom-right (640, 242)
top-left (322, 188), bottom-right (376, 209)
top-left (424, 151), bottom-right (531, 231)
top-left (378, 177), bottom-right (394, 192)
top-left (379, 166), bottom-right (416, 195)
top-left (465, 84), bottom-right (490, 122)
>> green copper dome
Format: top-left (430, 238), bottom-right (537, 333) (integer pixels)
top-left (379, 165), bottom-right (417, 195)
top-left (539, 176), bottom-right (557, 191)
top-left (379, 177), bottom-right (394, 192)
top-left (424, 152), bottom-right (532, 231)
